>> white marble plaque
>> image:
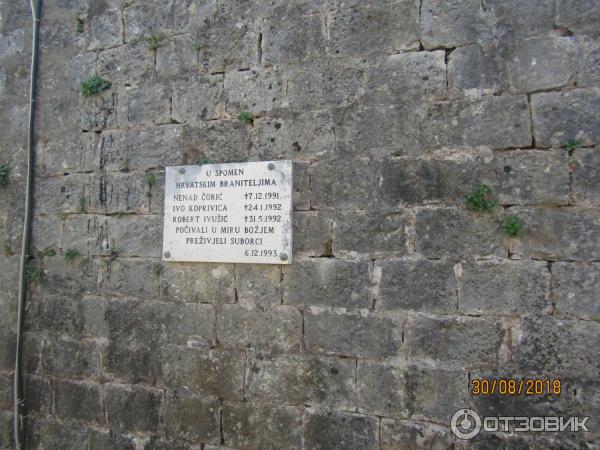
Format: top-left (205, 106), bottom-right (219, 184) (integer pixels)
top-left (162, 161), bottom-right (293, 264)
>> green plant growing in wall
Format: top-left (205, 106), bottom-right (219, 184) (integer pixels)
top-left (238, 111), bottom-right (254, 125)
top-left (25, 263), bottom-right (42, 283)
top-left (80, 75), bottom-right (112, 96)
top-left (3, 243), bottom-right (13, 257)
top-left (466, 184), bottom-right (497, 213)
top-left (42, 247), bottom-right (57, 258)
top-left (0, 164), bottom-right (10, 187)
top-left (500, 214), bottom-right (523, 237)
top-left (76, 195), bottom-right (87, 213)
top-left (566, 139), bottom-right (582, 152)
top-left (152, 262), bottom-right (162, 276)
top-left (568, 156), bottom-right (578, 169)
top-left (64, 248), bottom-right (80, 263)
top-left (75, 17), bottom-right (85, 33)
top-left (145, 172), bottom-right (157, 187)
top-left (145, 32), bottom-right (167, 51)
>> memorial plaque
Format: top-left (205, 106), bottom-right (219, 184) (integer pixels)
top-left (162, 160), bottom-right (293, 264)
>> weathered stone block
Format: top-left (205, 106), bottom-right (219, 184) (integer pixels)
top-left (381, 418), bottom-right (452, 450)
top-left (171, 76), bottom-right (224, 123)
top-left (357, 360), bottom-right (467, 422)
top-left (333, 210), bottom-right (412, 258)
top-left (26, 419), bottom-right (89, 450)
top-left (85, 5), bottom-right (123, 50)
top-left (117, 80), bottom-right (171, 128)
top-left (375, 257), bottom-right (456, 313)
top-left (379, 149), bottom-right (496, 205)
top-left (124, 2), bottom-right (175, 43)
top-left (105, 384), bottom-right (162, 433)
top-left (508, 207), bottom-right (600, 260)
top-left (262, 11), bottom-right (325, 66)
top-left (87, 172), bottom-right (150, 214)
top-left (106, 300), bottom-right (214, 348)
top-left (293, 211), bottom-right (333, 257)
top-left (310, 157), bottom-right (381, 210)
top-left (79, 91), bottom-right (117, 131)
top-left (251, 111), bottom-right (335, 161)
top-left (112, 214), bottom-right (163, 257)
top-left (572, 148), bottom-right (600, 205)
top-left (97, 41), bottom-right (155, 86)
top-left (556, 0), bottom-right (600, 37)
top-left (223, 402), bottom-right (303, 449)
top-left (423, 95), bottom-right (532, 150)
top-left (162, 348), bottom-right (245, 400)
top-left (512, 315), bottom-right (600, 377)
top-left (181, 121), bottom-right (252, 164)
top-left (245, 353), bottom-right (356, 409)
top-left (156, 34), bottom-right (198, 78)
top-left (415, 207), bottom-right (504, 258)
top-left (448, 44), bottom-right (509, 97)
top-left (292, 161), bottom-right (310, 211)
top-left (485, 0), bottom-right (556, 41)
top-left (234, 264), bottom-right (282, 308)
top-left (494, 149), bottom-right (569, 205)
top-left (304, 408), bottom-right (378, 450)
top-left (217, 305), bottom-right (302, 353)
top-left (553, 262), bottom-right (600, 320)
top-left (24, 374), bottom-right (52, 416)
top-left (328, 0), bottom-right (420, 58)
top-left (283, 258), bottom-right (372, 309)
top-left (103, 343), bottom-right (162, 385)
top-left (403, 314), bottom-right (505, 365)
top-left (365, 51), bottom-right (446, 104)
top-left (43, 132), bottom-right (97, 175)
top-left (579, 38), bottom-right (600, 87)
top-left (305, 309), bottom-right (401, 358)
top-left (286, 66), bottom-right (363, 110)
top-left (97, 257), bottom-right (159, 299)
top-left (506, 36), bottom-right (578, 93)
top-left (54, 380), bottom-right (103, 424)
top-left (34, 173), bottom-right (90, 215)
top-left (456, 259), bottom-right (550, 315)
top-left (224, 68), bottom-right (286, 116)
top-left (88, 429), bottom-right (136, 450)
top-left (421, 0), bottom-right (491, 49)
top-left (41, 336), bottom-right (103, 378)
top-left (164, 390), bottom-right (220, 443)
top-left (0, 373), bottom-right (10, 411)
top-left (161, 262), bottom-right (235, 303)
top-left (531, 88), bottom-right (600, 147)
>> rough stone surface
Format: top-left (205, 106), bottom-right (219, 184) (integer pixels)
top-left (2, 0), bottom-right (599, 448)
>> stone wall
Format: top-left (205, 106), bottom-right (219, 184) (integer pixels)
top-left (1, 0), bottom-right (599, 448)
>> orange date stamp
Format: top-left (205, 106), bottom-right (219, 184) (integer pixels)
top-left (471, 378), bottom-right (561, 396)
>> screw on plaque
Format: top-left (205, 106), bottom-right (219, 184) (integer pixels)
top-left (164, 251), bottom-right (171, 258)
top-left (279, 252), bottom-right (288, 261)
top-left (268, 162), bottom-right (275, 170)
top-left (179, 167), bottom-right (185, 174)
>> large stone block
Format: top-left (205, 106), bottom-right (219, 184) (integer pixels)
top-left (553, 262), bottom-right (600, 320)
top-left (422, 95), bottom-right (532, 150)
top-left (224, 68), bottom-right (286, 116)
top-left (365, 51), bottom-right (446, 104)
top-left (531, 88), bottom-right (600, 147)
top-left (333, 210), bottom-right (412, 258)
top-left (222, 402), bottom-right (303, 449)
top-left (572, 148), bottom-right (600, 205)
top-left (303, 408), bottom-right (378, 450)
top-left (494, 149), bottom-right (569, 205)
top-left (112, 214), bottom-right (163, 257)
top-left (40, 336), bottom-right (103, 379)
top-left (54, 380), bottom-right (103, 424)
top-left (305, 309), bottom-right (402, 358)
top-left (88, 429), bottom-right (136, 450)
top-left (43, 132), bottom-right (97, 175)
top-left (105, 384), bottom-right (162, 433)
top-left (448, 43), bottom-right (509, 97)
top-left (403, 314), bottom-right (506, 366)
top-left (171, 76), bottom-right (224, 124)
top-left (381, 418), bottom-right (452, 450)
top-left (156, 34), bottom-right (198, 78)
top-left (512, 315), bottom-right (600, 377)
top-left (293, 211), bottom-right (334, 257)
top-left (124, 2), bottom-right (175, 43)
top-left (375, 257), bottom-right (456, 313)
top-left (506, 36), bottom-right (579, 94)
top-left (181, 121), bottom-right (252, 164)
top-left (97, 41), bottom-right (155, 87)
top-left (34, 173), bottom-right (90, 215)
top-left (251, 110), bottom-right (335, 161)
top-left (484, 0), bottom-right (556, 41)
top-left (456, 259), bottom-right (551, 315)
top-left (85, 4), bottom-right (123, 50)
top-left (329, 1), bottom-right (421, 58)
top-left (556, 0), bottom-right (600, 37)
top-left (162, 347), bottom-right (245, 400)
top-left (508, 207), bottom-right (600, 260)
top-left (357, 360), bottom-right (467, 423)
top-left (283, 258), bottom-right (372, 309)
top-left (117, 80), bottom-right (171, 128)
top-left (161, 262), bottom-right (235, 303)
top-left (234, 264), bottom-right (282, 308)
top-left (292, 161), bottom-right (310, 211)
top-left (245, 353), bottom-right (355, 409)
top-left (415, 207), bottom-right (504, 258)
top-left (164, 390), bottom-right (220, 443)
top-left (79, 91), bottom-right (117, 131)
top-left (89, 172), bottom-right (151, 214)
top-left (97, 257), bottom-right (159, 299)
top-left (217, 305), bottom-right (302, 353)
top-left (579, 38), bottom-right (600, 87)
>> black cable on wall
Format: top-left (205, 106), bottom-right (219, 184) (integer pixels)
top-left (14, 0), bottom-right (42, 448)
